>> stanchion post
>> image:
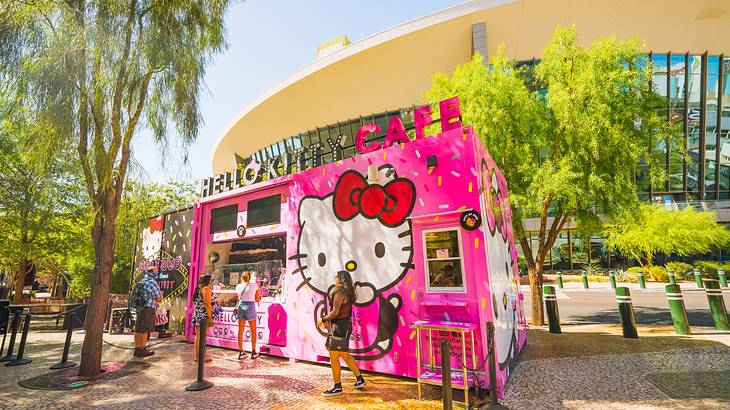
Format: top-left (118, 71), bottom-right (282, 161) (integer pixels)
top-left (5, 313), bottom-right (32, 366)
top-left (556, 271), bottom-right (564, 289)
top-left (581, 270), bottom-right (589, 289)
top-left (665, 284), bottom-right (691, 335)
top-left (637, 269), bottom-right (646, 289)
top-left (615, 287), bottom-right (638, 338)
top-left (719, 268), bottom-right (728, 288)
top-left (185, 318), bottom-right (213, 391)
top-left (440, 340), bottom-right (452, 410)
top-left (703, 279), bottom-right (730, 331)
top-left (487, 321), bottom-right (499, 407)
top-left (667, 268), bottom-right (676, 286)
top-left (50, 312), bottom-right (77, 369)
top-left (694, 268), bottom-right (704, 289)
top-left (0, 311), bottom-right (21, 362)
top-left (543, 285), bottom-right (561, 334)
top-left (609, 270), bottom-right (617, 289)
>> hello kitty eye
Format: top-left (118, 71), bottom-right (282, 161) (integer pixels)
top-left (375, 242), bottom-right (385, 258)
top-left (318, 252), bottom-right (326, 267)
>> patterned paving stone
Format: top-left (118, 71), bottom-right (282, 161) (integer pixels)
top-left (1, 321), bottom-right (728, 409)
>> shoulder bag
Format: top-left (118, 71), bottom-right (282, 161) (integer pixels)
top-left (323, 292), bottom-right (350, 352)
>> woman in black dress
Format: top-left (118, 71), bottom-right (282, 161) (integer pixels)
top-left (316, 271), bottom-right (365, 397)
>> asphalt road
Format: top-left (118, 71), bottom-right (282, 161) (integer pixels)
top-left (523, 288), bottom-right (730, 327)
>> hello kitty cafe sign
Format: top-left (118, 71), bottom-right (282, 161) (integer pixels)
top-left (200, 96), bottom-right (462, 197)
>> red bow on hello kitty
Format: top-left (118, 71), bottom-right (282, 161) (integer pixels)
top-left (149, 217), bottom-right (163, 233)
top-left (333, 170), bottom-right (415, 227)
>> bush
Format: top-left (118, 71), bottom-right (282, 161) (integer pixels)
top-left (627, 265), bottom-right (667, 282)
top-left (581, 262), bottom-right (603, 276)
top-left (665, 262), bottom-right (693, 279)
top-left (692, 261), bottom-right (727, 280)
top-left (615, 268), bottom-right (637, 283)
top-left (648, 265), bottom-right (668, 282)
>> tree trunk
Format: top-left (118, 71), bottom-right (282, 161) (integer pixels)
top-left (12, 259), bottom-right (29, 304)
top-left (78, 205), bottom-right (117, 377)
top-left (528, 265), bottom-right (544, 326)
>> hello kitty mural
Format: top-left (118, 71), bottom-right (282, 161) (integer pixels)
top-left (295, 165), bottom-right (415, 359)
top-left (141, 216), bottom-right (164, 261)
top-left (186, 96), bottom-right (527, 399)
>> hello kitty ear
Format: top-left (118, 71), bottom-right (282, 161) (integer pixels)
top-left (299, 196), bottom-right (330, 226)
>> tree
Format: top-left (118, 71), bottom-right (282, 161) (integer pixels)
top-left (2, 1), bottom-right (231, 376)
top-left (425, 27), bottom-right (678, 325)
top-left (604, 204), bottom-right (730, 268)
top-left (67, 180), bottom-right (196, 297)
top-left (0, 94), bottom-right (86, 303)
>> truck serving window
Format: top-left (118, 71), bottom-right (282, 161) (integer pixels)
top-left (423, 228), bottom-right (465, 292)
top-left (247, 194), bottom-right (281, 227)
top-left (210, 204), bottom-right (238, 234)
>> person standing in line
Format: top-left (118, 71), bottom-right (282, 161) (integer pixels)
top-left (236, 271), bottom-right (261, 359)
top-left (317, 271), bottom-right (365, 397)
top-left (191, 274), bottom-right (214, 362)
top-left (133, 266), bottom-right (163, 357)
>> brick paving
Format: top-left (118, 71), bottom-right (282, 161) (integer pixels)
top-left (0, 320), bottom-right (728, 409)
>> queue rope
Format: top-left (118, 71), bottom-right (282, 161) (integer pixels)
top-left (19, 305), bottom-right (173, 351)
top-left (102, 337), bottom-right (173, 351)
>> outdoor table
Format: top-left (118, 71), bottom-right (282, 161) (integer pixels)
top-left (409, 319), bottom-right (478, 408)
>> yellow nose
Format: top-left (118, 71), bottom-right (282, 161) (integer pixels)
top-left (345, 261), bottom-right (357, 272)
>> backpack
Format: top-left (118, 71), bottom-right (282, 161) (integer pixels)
top-left (129, 280), bottom-right (146, 311)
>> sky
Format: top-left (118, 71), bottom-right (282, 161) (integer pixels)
top-left (130, 0), bottom-right (464, 185)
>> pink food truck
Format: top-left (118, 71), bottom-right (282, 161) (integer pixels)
top-left (185, 96), bottom-right (527, 400)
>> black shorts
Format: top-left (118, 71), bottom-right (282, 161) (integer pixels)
top-left (330, 317), bottom-right (352, 339)
top-left (135, 307), bottom-right (156, 333)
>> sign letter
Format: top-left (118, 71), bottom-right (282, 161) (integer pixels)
top-left (439, 96), bottom-right (462, 132)
top-left (414, 106), bottom-right (433, 140)
top-left (384, 116), bottom-right (410, 148)
top-left (355, 123), bottom-right (381, 154)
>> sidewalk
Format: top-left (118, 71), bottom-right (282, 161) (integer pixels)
top-left (0, 320), bottom-right (728, 409)
top-left (503, 324), bottom-right (730, 409)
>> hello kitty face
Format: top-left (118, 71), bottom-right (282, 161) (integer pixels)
top-left (142, 229), bottom-right (162, 260)
top-left (295, 166), bottom-right (416, 305)
top-left (481, 159), bottom-right (519, 369)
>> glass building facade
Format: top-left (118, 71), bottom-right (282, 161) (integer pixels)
top-left (519, 53), bottom-right (730, 202)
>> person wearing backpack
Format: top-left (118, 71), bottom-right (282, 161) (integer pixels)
top-left (132, 266), bottom-right (163, 357)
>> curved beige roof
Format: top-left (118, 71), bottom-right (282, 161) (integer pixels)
top-left (212, 0), bottom-right (730, 174)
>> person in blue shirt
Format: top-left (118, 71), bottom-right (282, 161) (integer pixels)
top-left (134, 266), bottom-right (163, 357)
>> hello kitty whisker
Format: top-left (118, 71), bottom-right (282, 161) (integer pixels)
top-left (296, 276), bottom-right (312, 291)
top-left (291, 266), bottom-right (308, 276)
top-left (397, 230), bottom-right (411, 238)
top-left (288, 253), bottom-right (308, 260)
top-left (401, 246), bottom-right (412, 251)
top-left (400, 263), bottom-right (415, 269)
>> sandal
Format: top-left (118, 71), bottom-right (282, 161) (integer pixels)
top-left (250, 352), bottom-right (260, 359)
top-left (238, 351), bottom-right (248, 360)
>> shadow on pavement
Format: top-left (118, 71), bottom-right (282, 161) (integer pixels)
top-left (565, 306), bottom-right (722, 327)
top-left (519, 326), bottom-right (728, 362)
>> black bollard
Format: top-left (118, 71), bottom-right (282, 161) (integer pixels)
top-left (615, 287), bottom-right (638, 339)
top-left (440, 340), bottom-right (452, 410)
top-left (544, 285), bottom-right (562, 334)
top-left (186, 318), bottom-right (213, 391)
top-left (0, 312), bottom-right (21, 362)
top-left (0, 322), bottom-right (6, 358)
top-left (6, 313), bottom-right (32, 366)
top-left (50, 312), bottom-right (78, 369)
top-left (486, 321), bottom-right (504, 408)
